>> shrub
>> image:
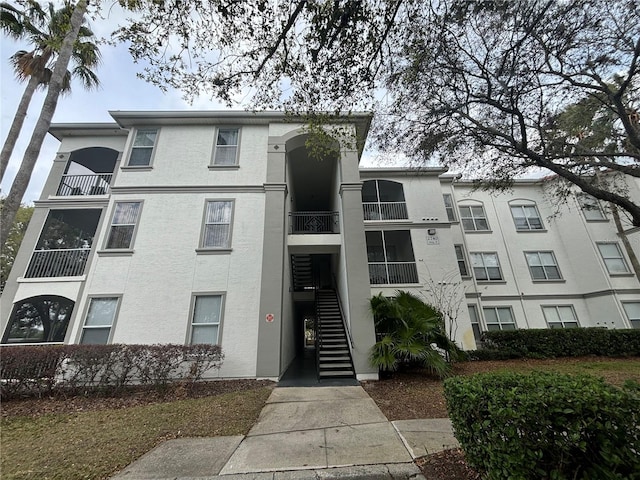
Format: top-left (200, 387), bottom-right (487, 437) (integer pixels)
top-left (468, 328), bottom-right (640, 360)
top-left (444, 371), bottom-right (640, 479)
top-left (0, 343), bottom-right (224, 399)
top-left (369, 291), bottom-right (463, 377)
top-left (0, 345), bottom-right (66, 398)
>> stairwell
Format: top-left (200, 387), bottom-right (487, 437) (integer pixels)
top-left (315, 289), bottom-right (355, 379)
top-left (291, 254), bottom-right (314, 290)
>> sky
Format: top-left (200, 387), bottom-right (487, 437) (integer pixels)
top-left (1, 3), bottom-right (373, 205)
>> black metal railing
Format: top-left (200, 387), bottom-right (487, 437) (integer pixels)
top-left (289, 211), bottom-right (340, 234)
top-left (25, 248), bottom-right (90, 278)
top-left (56, 174), bottom-right (113, 196)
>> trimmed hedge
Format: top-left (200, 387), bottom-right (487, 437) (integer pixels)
top-left (444, 372), bottom-right (640, 480)
top-left (468, 328), bottom-right (640, 360)
top-left (0, 343), bottom-right (224, 399)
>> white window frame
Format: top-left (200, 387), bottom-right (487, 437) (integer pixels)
top-left (578, 194), bottom-right (607, 221)
top-left (188, 293), bottom-right (224, 345)
top-left (470, 252), bottom-right (503, 281)
top-left (199, 200), bottom-right (234, 249)
top-left (365, 230), bottom-right (419, 284)
top-left (510, 204), bottom-right (544, 231)
top-left (459, 204), bottom-right (490, 231)
top-left (212, 127), bottom-right (240, 166)
top-left (361, 180), bottom-right (408, 220)
top-left (542, 305), bottom-right (580, 329)
top-left (596, 242), bottom-right (630, 274)
top-left (483, 306), bottom-right (516, 331)
top-left (79, 296), bottom-right (120, 344)
top-left (455, 244), bottom-right (470, 277)
top-left (443, 194), bottom-right (456, 222)
top-left (622, 302), bottom-right (640, 329)
top-left (525, 251), bottom-right (562, 280)
top-left (105, 201), bottom-right (142, 250)
top-left (468, 304), bottom-right (482, 344)
top-left (126, 128), bottom-right (158, 167)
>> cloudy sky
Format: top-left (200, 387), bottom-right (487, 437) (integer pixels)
top-left (0, 4), bottom-right (261, 204)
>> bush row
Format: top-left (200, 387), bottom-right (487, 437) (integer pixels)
top-left (444, 371), bottom-right (640, 479)
top-left (468, 328), bottom-right (640, 360)
top-left (0, 343), bottom-right (223, 399)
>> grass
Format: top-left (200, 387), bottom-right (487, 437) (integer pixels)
top-left (470, 357), bottom-right (640, 385)
top-left (1, 387), bottom-right (272, 480)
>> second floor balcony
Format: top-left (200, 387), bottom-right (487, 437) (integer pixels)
top-left (363, 201), bottom-right (408, 221)
top-left (289, 212), bottom-right (340, 234)
top-left (25, 248), bottom-right (90, 278)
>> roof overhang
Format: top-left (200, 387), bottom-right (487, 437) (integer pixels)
top-left (48, 123), bottom-right (126, 141)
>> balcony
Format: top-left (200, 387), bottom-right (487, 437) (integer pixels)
top-left (25, 248), bottom-right (90, 278)
top-left (56, 174), bottom-right (113, 196)
top-left (363, 202), bottom-right (408, 220)
top-left (289, 212), bottom-right (340, 234)
top-left (368, 262), bottom-right (419, 284)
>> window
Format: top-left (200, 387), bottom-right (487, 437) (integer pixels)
top-left (597, 243), bottom-right (630, 274)
top-left (366, 230), bottom-right (418, 284)
top-left (459, 205), bottom-right (489, 231)
top-left (542, 306), bottom-right (579, 329)
top-left (578, 194), bottom-right (606, 221)
top-left (80, 297), bottom-right (118, 344)
top-left (362, 180), bottom-right (408, 220)
top-left (106, 202), bottom-right (141, 249)
top-left (190, 295), bottom-right (223, 344)
top-left (510, 205), bottom-right (543, 230)
top-left (483, 307), bottom-right (516, 330)
top-left (622, 302), bottom-right (640, 329)
top-left (128, 129), bottom-right (157, 166)
top-left (443, 194), bottom-right (456, 221)
top-left (2, 295), bottom-right (73, 344)
top-left (201, 201), bottom-right (233, 248)
top-left (525, 251), bottom-right (562, 280)
top-left (213, 128), bottom-right (239, 165)
top-left (455, 245), bottom-right (469, 277)
top-left (470, 252), bottom-right (503, 281)
top-left (468, 305), bottom-right (482, 343)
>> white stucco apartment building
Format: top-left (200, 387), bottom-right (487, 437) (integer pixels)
top-left (1, 111), bottom-right (639, 381)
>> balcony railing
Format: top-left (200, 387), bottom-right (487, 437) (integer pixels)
top-left (363, 202), bottom-right (408, 220)
top-left (289, 212), bottom-right (340, 234)
top-left (368, 262), bottom-right (419, 284)
top-left (25, 248), bottom-right (90, 278)
top-left (56, 174), bottom-right (113, 196)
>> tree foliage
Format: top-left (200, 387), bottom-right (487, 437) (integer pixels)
top-left (115, 0), bottom-right (640, 224)
top-left (0, 200), bottom-right (33, 292)
top-left (0, 0), bottom-right (90, 249)
top-left (369, 291), bottom-right (462, 377)
top-left (0, 0), bottom-right (101, 182)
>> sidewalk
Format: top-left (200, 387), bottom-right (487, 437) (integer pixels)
top-left (111, 386), bottom-right (458, 479)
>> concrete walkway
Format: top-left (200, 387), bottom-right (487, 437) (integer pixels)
top-left (111, 386), bottom-right (458, 479)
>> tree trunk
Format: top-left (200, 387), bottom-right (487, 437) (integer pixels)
top-left (0, 74), bottom-right (41, 182)
top-left (0, 0), bottom-right (88, 249)
top-left (611, 205), bottom-right (640, 282)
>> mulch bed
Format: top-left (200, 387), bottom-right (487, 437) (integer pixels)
top-left (416, 449), bottom-right (482, 480)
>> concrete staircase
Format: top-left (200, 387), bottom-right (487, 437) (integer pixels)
top-left (316, 289), bottom-right (355, 379)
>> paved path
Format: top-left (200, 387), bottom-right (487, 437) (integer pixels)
top-left (111, 386), bottom-right (458, 479)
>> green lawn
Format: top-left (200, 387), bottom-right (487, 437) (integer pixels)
top-left (470, 357), bottom-right (640, 385)
top-left (1, 387), bottom-right (272, 480)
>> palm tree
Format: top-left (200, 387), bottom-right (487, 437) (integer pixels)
top-left (369, 291), bottom-right (463, 378)
top-left (0, 0), bottom-right (90, 249)
top-left (0, 0), bottom-right (100, 182)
